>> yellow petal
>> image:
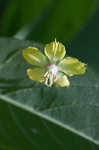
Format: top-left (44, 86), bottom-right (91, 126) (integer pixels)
top-left (59, 57), bottom-right (86, 76)
top-left (23, 47), bottom-right (47, 67)
top-left (27, 68), bottom-right (45, 83)
top-left (44, 40), bottom-right (66, 62)
top-left (55, 75), bottom-right (70, 87)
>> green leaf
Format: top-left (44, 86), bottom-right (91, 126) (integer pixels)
top-left (0, 38), bottom-right (99, 150)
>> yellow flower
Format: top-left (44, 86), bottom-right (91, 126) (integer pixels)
top-left (22, 40), bottom-right (86, 87)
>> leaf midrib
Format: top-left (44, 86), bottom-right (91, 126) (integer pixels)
top-left (0, 94), bottom-right (99, 146)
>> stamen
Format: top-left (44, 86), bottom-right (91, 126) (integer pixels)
top-left (44, 64), bottom-right (59, 87)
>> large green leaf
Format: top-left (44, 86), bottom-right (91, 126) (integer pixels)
top-left (0, 37), bottom-right (99, 150)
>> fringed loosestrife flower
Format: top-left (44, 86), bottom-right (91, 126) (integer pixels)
top-left (22, 40), bottom-right (86, 87)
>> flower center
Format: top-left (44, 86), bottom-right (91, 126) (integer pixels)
top-left (44, 64), bottom-right (59, 87)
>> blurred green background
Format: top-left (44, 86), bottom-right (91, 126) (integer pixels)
top-left (0, 0), bottom-right (99, 42)
top-left (0, 0), bottom-right (99, 150)
top-left (0, 0), bottom-right (99, 68)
